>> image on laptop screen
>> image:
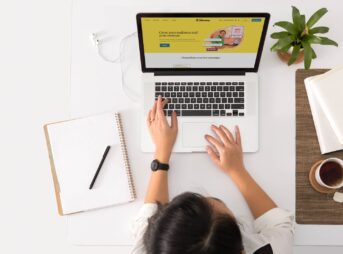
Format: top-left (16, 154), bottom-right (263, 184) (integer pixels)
top-left (140, 16), bottom-right (266, 69)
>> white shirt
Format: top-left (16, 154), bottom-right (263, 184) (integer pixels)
top-left (131, 204), bottom-right (294, 254)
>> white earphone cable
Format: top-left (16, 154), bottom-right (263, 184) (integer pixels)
top-left (118, 32), bottom-right (141, 102)
top-left (92, 32), bottom-right (140, 102)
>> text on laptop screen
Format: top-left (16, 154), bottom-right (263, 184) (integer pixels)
top-left (141, 17), bottom-right (266, 69)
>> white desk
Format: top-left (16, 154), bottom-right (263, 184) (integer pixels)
top-left (1, 0), bottom-right (343, 253)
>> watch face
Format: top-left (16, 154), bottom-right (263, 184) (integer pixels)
top-left (151, 160), bottom-right (159, 171)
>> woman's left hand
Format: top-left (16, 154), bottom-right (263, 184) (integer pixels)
top-left (147, 96), bottom-right (178, 163)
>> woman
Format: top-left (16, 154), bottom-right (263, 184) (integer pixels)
top-left (132, 96), bottom-right (294, 254)
top-left (216, 29), bottom-right (226, 46)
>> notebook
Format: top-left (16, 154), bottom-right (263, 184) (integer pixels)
top-left (44, 112), bottom-right (136, 215)
top-left (305, 77), bottom-right (343, 154)
top-left (310, 66), bottom-right (343, 144)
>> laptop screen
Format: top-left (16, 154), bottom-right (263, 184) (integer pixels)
top-left (137, 14), bottom-right (269, 72)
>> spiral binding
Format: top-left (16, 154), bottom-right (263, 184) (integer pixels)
top-left (115, 113), bottom-right (136, 200)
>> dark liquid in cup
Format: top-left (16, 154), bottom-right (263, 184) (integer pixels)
top-left (319, 161), bottom-right (343, 187)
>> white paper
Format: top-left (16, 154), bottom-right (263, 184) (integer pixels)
top-left (305, 77), bottom-right (343, 154)
top-left (310, 66), bottom-right (343, 144)
top-left (333, 192), bottom-right (343, 203)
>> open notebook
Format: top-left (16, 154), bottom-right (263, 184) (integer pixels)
top-left (44, 112), bottom-right (136, 215)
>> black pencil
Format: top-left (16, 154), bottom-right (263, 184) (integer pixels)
top-left (89, 145), bottom-right (111, 189)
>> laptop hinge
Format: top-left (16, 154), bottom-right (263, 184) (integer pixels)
top-left (154, 70), bottom-right (246, 76)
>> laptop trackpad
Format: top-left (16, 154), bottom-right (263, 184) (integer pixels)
top-left (182, 122), bottom-right (213, 148)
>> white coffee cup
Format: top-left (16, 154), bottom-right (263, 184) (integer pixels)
top-left (315, 157), bottom-right (343, 189)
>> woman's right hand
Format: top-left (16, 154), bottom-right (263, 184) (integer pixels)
top-left (204, 125), bottom-right (245, 175)
top-left (146, 96), bottom-right (178, 163)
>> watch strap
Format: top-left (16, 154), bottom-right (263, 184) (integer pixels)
top-left (151, 159), bottom-right (169, 171)
top-left (157, 161), bottom-right (169, 170)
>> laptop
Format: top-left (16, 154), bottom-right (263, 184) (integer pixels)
top-left (136, 13), bottom-right (270, 152)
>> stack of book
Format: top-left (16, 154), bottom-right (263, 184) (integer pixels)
top-left (305, 66), bottom-right (343, 154)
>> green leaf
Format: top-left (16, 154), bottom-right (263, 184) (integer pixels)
top-left (271, 36), bottom-right (293, 51)
top-left (280, 44), bottom-right (292, 53)
top-left (310, 26), bottom-right (329, 34)
top-left (299, 15), bottom-right (306, 33)
top-left (307, 8), bottom-right (328, 28)
top-left (303, 34), bottom-right (321, 43)
top-left (271, 42), bottom-right (278, 51)
top-left (311, 48), bottom-right (317, 59)
top-left (292, 6), bottom-right (301, 31)
top-left (271, 31), bottom-right (289, 39)
top-left (288, 44), bottom-right (301, 65)
top-left (317, 36), bottom-right (338, 46)
top-left (306, 35), bottom-right (338, 46)
top-left (274, 21), bottom-right (298, 34)
top-left (302, 41), bottom-right (313, 69)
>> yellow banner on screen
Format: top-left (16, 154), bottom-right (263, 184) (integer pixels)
top-left (141, 17), bottom-right (265, 53)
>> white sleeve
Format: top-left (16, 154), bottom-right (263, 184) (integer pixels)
top-left (131, 203), bottom-right (158, 254)
top-left (253, 208), bottom-right (294, 254)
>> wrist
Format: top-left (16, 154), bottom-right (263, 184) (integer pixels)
top-left (155, 150), bottom-right (171, 164)
top-left (224, 165), bottom-right (247, 176)
top-left (227, 166), bottom-right (249, 181)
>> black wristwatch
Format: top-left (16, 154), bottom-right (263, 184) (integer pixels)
top-left (151, 159), bottom-right (169, 171)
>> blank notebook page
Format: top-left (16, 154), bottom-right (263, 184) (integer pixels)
top-left (47, 113), bottom-right (133, 214)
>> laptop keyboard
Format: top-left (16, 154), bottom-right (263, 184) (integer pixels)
top-left (155, 81), bottom-right (245, 117)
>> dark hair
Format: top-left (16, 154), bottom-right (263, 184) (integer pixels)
top-left (219, 30), bottom-right (226, 34)
top-left (143, 192), bottom-right (243, 254)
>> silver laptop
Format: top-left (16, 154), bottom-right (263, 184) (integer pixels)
top-left (137, 13), bottom-right (270, 153)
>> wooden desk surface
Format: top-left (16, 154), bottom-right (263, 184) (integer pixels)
top-left (296, 69), bottom-right (343, 224)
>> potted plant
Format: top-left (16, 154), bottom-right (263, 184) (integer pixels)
top-left (271, 6), bottom-right (338, 69)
